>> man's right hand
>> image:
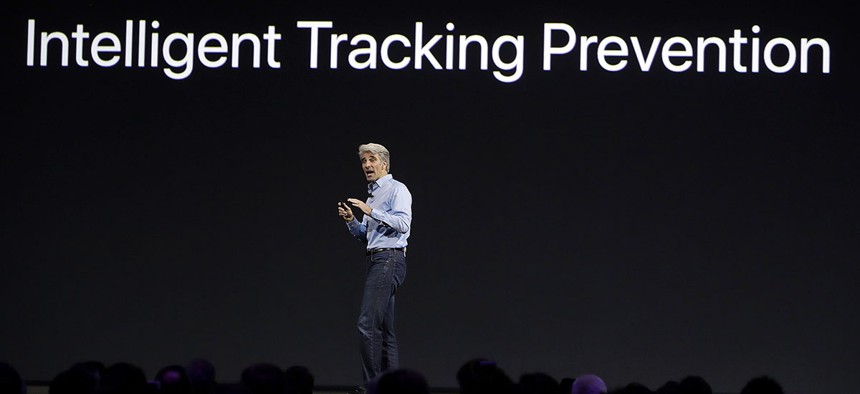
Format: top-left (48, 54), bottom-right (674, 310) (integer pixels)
top-left (338, 201), bottom-right (355, 222)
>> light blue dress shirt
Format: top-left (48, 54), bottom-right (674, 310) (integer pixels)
top-left (346, 174), bottom-right (412, 250)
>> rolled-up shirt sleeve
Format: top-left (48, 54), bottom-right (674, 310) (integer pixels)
top-left (346, 217), bottom-right (368, 243)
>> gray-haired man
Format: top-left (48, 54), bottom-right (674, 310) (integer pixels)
top-left (338, 143), bottom-right (412, 391)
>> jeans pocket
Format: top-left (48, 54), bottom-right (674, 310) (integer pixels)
top-left (370, 252), bottom-right (389, 265)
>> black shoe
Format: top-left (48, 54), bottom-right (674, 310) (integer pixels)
top-left (348, 386), bottom-right (367, 394)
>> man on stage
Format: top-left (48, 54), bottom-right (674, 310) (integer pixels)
top-left (337, 143), bottom-right (412, 392)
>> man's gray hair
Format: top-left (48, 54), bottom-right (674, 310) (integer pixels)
top-left (358, 143), bottom-right (391, 170)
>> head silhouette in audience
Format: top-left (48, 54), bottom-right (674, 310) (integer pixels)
top-left (571, 374), bottom-right (607, 394)
top-left (50, 367), bottom-right (98, 394)
top-left (456, 358), bottom-right (516, 394)
top-left (678, 376), bottom-right (711, 394)
top-left (186, 359), bottom-right (216, 394)
top-left (283, 366), bottom-right (313, 394)
top-left (367, 369), bottom-right (428, 394)
top-left (740, 376), bottom-right (783, 394)
top-left (155, 365), bottom-right (191, 394)
top-left (0, 362), bottom-right (26, 394)
top-left (98, 362), bottom-right (148, 394)
top-left (241, 363), bottom-right (284, 394)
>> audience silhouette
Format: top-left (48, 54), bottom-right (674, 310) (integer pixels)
top-left (2, 358), bottom-right (790, 394)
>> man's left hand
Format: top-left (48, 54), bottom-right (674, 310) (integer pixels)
top-left (347, 198), bottom-right (373, 215)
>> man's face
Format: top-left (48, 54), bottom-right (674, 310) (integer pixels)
top-left (361, 151), bottom-right (388, 182)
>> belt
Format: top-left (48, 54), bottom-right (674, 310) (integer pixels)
top-left (366, 247), bottom-right (406, 256)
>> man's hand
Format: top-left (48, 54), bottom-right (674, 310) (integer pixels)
top-left (347, 198), bottom-right (373, 215)
top-left (338, 201), bottom-right (355, 222)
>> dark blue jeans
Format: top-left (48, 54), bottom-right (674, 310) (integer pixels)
top-left (358, 249), bottom-right (407, 383)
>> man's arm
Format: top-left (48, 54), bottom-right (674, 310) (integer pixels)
top-left (339, 202), bottom-right (368, 242)
top-left (346, 184), bottom-right (412, 234)
top-left (370, 186), bottom-right (412, 234)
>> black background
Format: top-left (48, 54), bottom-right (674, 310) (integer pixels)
top-left (2, 1), bottom-right (857, 393)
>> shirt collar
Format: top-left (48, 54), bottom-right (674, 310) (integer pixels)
top-left (369, 173), bottom-right (393, 191)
